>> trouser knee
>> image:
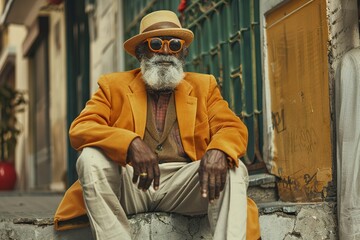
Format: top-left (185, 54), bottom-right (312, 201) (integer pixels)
top-left (76, 147), bottom-right (114, 176)
top-left (228, 161), bottom-right (249, 189)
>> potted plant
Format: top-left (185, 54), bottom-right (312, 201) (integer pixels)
top-left (0, 84), bottom-right (26, 190)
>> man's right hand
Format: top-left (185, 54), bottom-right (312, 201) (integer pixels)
top-left (127, 137), bottom-right (160, 191)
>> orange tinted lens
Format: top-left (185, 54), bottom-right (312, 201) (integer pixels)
top-left (149, 38), bottom-right (162, 51)
top-left (169, 39), bottom-right (182, 52)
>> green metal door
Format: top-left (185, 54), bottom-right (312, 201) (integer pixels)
top-left (123, 0), bottom-right (263, 171)
top-left (65, 0), bottom-right (90, 186)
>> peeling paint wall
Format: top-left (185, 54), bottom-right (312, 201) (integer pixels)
top-left (264, 0), bottom-right (332, 202)
top-left (261, 0), bottom-right (359, 202)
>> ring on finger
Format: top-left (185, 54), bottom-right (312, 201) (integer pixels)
top-left (139, 172), bottom-right (148, 177)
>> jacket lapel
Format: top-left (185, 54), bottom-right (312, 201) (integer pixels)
top-left (175, 79), bottom-right (197, 160)
top-left (127, 72), bottom-right (147, 138)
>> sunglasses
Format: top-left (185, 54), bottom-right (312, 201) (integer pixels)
top-left (144, 37), bottom-right (185, 54)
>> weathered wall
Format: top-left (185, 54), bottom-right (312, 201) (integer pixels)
top-left (88, 0), bottom-right (125, 95)
top-left (260, 0), bottom-right (359, 201)
top-left (327, 0), bottom-right (359, 171)
top-left (9, 25), bottom-right (30, 190)
top-left (48, 9), bottom-right (67, 191)
top-left (265, 0), bottom-right (332, 202)
top-left (260, 0), bottom-right (287, 172)
top-left (329, 0), bottom-right (360, 238)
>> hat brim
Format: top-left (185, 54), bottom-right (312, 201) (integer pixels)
top-left (123, 28), bottom-right (194, 57)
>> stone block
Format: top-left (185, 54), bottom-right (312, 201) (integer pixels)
top-left (259, 214), bottom-right (295, 240)
top-left (129, 213), bottom-right (212, 240)
top-left (293, 204), bottom-right (337, 240)
top-left (258, 202), bottom-right (337, 240)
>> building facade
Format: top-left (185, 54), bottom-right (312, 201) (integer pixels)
top-left (1, 0), bottom-right (360, 237)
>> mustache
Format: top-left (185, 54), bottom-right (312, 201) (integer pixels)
top-left (144, 55), bottom-right (181, 67)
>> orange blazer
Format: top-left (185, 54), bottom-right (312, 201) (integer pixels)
top-left (54, 69), bottom-right (260, 239)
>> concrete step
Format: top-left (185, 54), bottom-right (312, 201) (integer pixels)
top-left (0, 192), bottom-right (337, 239)
top-left (248, 173), bottom-right (278, 203)
top-left (258, 201), bottom-right (337, 240)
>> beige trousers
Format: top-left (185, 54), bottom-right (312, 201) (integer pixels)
top-left (76, 147), bottom-right (249, 240)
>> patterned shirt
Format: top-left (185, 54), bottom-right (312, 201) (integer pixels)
top-left (148, 92), bottom-right (187, 158)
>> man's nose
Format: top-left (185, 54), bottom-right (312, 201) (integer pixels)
top-left (158, 42), bottom-right (170, 54)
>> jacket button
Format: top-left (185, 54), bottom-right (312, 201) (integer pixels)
top-left (156, 144), bottom-right (163, 151)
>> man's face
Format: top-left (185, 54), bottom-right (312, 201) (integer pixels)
top-left (138, 36), bottom-right (188, 91)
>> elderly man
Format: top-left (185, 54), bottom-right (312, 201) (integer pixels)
top-left (55, 10), bottom-right (260, 240)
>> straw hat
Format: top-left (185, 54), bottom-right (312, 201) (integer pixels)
top-left (123, 10), bottom-right (194, 57)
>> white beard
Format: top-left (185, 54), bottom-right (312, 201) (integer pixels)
top-left (140, 55), bottom-right (184, 91)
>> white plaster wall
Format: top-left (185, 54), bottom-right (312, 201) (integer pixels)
top-left (259, 0), bottom-right (287, 172)
top-left (7, 25), bottom-right (30, 190)
top-left (327, 0), bottom-right (359, 107)
top-left (89, 0), bottom-right (123, 95)
top-left (48, 9), bottom-right (67, 191)
top-left (117, 0), bottom-right (125, 71)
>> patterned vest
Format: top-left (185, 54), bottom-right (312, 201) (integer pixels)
top-left (143, 93), bottom-right (191, 164)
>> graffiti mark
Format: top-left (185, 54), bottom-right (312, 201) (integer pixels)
top-left (279, 176), bottom-right (301, 191)
top-left (289, 127), bottom-right (317, 154)
top-left (304, 172), bottom-right (316, 185)
top-left (279, 170), bottom-right (330, 201)
top-left (272, 108), bottom-right (286, 133)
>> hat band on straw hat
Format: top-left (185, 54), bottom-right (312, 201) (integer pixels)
top-left (143, 22), bottom-right (181, 33)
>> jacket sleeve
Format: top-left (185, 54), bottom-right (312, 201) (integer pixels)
top-left (206, 75), bottom-right (248, 167)
top-left (69, 75), bottom-right (138, 165)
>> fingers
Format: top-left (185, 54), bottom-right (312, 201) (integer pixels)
top-left (133, 163), bottom-right (160, 191)
top-left (132, 167), bottom-right (139, 184)
top-left (215, 174), bottom-right (222, 200)
top-left (200, 173), bottom-right (221, 202)
top-left (144, 167), bottom-right (154, 190)
top-left (135, 166), bottom-right (152, 191)
top-left (138, 169), bottom-right (148, 190)
top-left (209, 175), bottom-right (215, 203)
top-left (220, 172), bottom-right (226, 192)
top-left (153, 163), bottom-right (160, 190)
top-left (200, 171), bottom-right (209, 198)
top-left (128, 138), bottom-right (160, 191)
top-left (199, 149), bottom-right (228, 203)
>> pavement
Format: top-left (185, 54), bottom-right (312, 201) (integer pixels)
top-left (0, 192), bottom-right (62, 222)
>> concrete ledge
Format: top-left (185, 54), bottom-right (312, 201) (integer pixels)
top-left (0, 213), bottom-right (211, 240)
top-left (0, 221), bottom-right (93, 240)
top-left (0, 189), bottom-right (337, 239)
top-left (0, 202), bottom-right (337, 240)
top-left (259, 202), bottom-right (337, 240)
top-left (129, 213), bottom-right (211, 240)
top-left (248, 173), bottom-right (278, 203)
top-left (249, 173), bottom-right (277, 187)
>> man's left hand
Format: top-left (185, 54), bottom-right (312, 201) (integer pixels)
top-left (198, 149), bottom-right (228, 203)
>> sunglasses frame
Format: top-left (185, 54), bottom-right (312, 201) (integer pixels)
top-left (144, 37), bottom-right (185, 54)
